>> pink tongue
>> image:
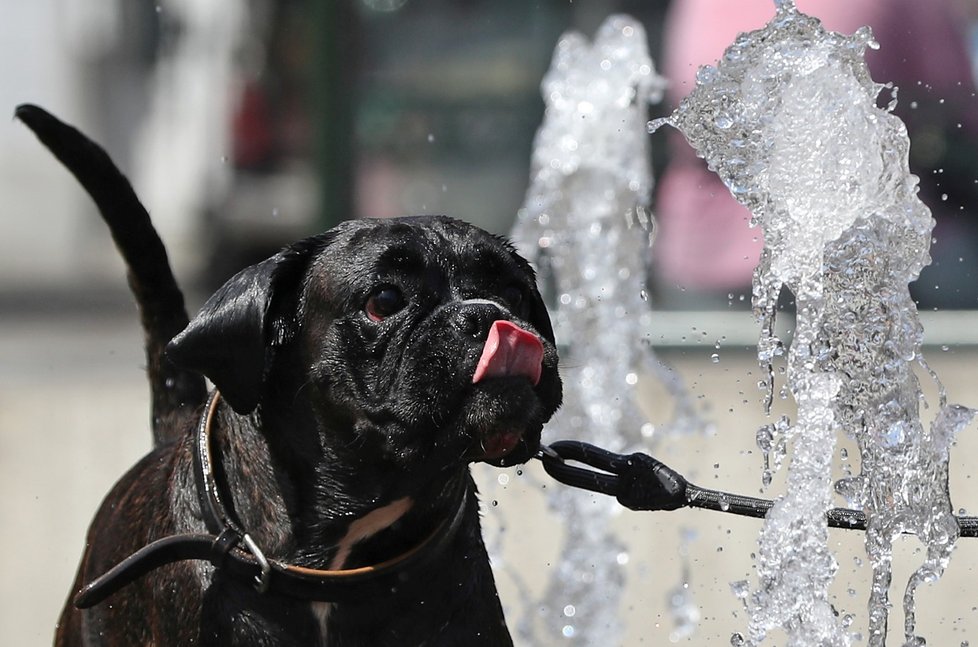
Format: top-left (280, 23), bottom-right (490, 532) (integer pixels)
top-left (472, 320), bottom-right (544, 386)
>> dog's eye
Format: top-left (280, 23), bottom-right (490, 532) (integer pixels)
top-left (365, 286), bottom-right (406, 322)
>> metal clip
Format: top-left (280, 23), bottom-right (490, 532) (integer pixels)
top-left (241, 533), bottom-right (272, 593)
top-left (537, 444), bottom-right (562, 461)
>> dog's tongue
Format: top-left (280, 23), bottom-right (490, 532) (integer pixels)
top-left (472, 320), bottom-right (544, 386)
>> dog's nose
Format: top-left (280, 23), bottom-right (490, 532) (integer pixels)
top-left (451, 300), bottom-right (506, 340)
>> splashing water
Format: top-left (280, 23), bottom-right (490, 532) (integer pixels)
top-left (508, 14), bottom-right (700, 645)
top-left (668, 528), bottom-right (702, 642)
top-left (652, 1), bottom-right (974, 644)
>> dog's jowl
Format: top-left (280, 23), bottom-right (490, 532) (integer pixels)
top-left (17, 104), bottom-right (562, 647)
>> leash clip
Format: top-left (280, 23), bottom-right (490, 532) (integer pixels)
top-left (536, 444), bottom-right (562, 462)
top-left (241, 533), bottom-right (272, 593)
top-left (535, 440), bottom-right (688, 511)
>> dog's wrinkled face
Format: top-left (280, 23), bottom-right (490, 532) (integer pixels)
top-left (168, 216), bottom-right (562, 475)
top-left (299, 217), bottom-right (561, 469)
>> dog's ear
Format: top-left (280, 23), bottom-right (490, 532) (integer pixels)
top-left (166, 235), bottom-right (330, 414)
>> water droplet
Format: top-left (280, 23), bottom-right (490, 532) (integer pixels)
top-left (696, 65), bottom-right (718, 85)
top-left (730, 580), bottom-right (750, 599)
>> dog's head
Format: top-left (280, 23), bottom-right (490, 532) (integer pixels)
top-left (167, 216), bottom-right (561, 474)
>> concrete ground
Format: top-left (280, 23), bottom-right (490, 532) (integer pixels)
top-left (3, 305), bottom-right (978, 645)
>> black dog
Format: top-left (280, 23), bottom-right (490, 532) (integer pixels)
top-left (17, 105), bottom-right (561, 646)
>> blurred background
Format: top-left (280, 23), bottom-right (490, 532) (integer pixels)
top-left (5, 0), bottom-right (978, 644)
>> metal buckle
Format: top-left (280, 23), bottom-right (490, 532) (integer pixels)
top-left (241, 533), bottom-right (272, 593)
top-left (536, 444), bottom-right (562, 461)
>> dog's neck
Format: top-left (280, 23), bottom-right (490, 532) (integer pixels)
top-left (209, 398), bottom-right (470, 572)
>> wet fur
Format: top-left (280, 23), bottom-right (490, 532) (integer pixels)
top-left (17, 105), bottom-right (562, 646)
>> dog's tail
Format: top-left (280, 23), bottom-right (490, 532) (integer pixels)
top-left (15, 104), bottom-right (207, 446)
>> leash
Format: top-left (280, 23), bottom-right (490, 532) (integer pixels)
top-left (75, 391), bottom-right (469, 608)
top-left (534, 440), bottom-right (978, 537)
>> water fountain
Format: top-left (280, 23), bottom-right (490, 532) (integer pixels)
top-left (651, 2), bottom-right (974, 644)
top-left (499, 2), bottom-right (976, 645)
top-left (505, 14), bottom-right (702, 645)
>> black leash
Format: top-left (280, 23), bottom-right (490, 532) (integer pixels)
top-left (72, 401), bottom-right (978, 608)
top-left (535, 440), bottom-right (978, 537)
top-left (75, 391), bottom-right (469, 608)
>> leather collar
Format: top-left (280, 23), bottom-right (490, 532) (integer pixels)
top-left (75, 391), bottom-right (470, 608)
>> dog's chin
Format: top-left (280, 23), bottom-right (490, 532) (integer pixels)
top-left (480, 435), bottom-right (540, 467)
top-left (461, 377), bottom-right (546, 467)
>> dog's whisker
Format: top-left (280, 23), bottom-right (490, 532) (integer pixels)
top-left (293, 378), bottom-right (316, 405)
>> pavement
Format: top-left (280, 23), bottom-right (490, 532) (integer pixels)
top-left (4, 303), bottom-right (978, 645)
top-left (1, 305), bottom-right (150, 645)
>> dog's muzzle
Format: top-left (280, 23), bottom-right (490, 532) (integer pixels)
top-left (471, 320), bottom-right (544, 386)
top-left (466, 318), bottom-right (546, 461)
